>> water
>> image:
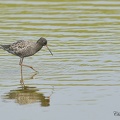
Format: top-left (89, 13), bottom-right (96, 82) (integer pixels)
top-left (0, 0), bottom-right (120, 120)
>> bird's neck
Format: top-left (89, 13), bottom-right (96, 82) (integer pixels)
top-left (36, 43), bottom-right (43, 52)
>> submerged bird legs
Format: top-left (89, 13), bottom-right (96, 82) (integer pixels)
top-left (19, 57), bottom-right (38, 85)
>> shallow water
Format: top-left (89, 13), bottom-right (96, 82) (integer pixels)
top-left (0, 0), bottom-right (120, 120)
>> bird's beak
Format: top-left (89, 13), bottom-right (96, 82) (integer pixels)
top-left (46, 45), bottom-right (53, 56)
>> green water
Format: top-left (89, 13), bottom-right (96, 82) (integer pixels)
top-left (0, 0), bottom-right (120, 120)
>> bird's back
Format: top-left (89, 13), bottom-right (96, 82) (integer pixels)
top-left (0, 40), bottom-right (41, 58)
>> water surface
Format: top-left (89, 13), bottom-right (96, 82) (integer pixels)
top-left (0, 0), bottom-right (120, 120)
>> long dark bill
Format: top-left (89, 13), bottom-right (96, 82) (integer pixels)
top-left (46, 45), bottom-right (53, 56)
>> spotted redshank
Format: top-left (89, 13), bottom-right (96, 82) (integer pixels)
top-left (0, 37), bottom-right (53, 85)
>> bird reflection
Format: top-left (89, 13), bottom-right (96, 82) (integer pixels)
top-left (2, 86), bottom-right (51, 107)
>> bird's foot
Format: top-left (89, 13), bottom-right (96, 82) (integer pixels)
top-left (30, 72), bottom-right (38, 79)
top-left (35, 70), bottom-right (39, 73)
top-left (32, 68), bottom-right (38, 73)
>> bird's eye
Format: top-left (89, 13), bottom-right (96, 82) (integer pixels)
top-left (43, 41), bottom-right (47, 45)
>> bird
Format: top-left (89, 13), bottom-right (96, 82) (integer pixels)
top-left (0, 37), bottom-right (53, 85)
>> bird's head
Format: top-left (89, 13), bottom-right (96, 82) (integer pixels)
top-left (37, 37), bottom-right (47, 46)
top-left (37, 37), bottom-right (53, 56)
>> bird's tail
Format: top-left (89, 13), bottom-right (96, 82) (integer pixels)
top-left (0, 44), bottom-right (10, 50)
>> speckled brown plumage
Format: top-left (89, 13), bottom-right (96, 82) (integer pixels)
top-left (0, 37), bottom-right (48, 57)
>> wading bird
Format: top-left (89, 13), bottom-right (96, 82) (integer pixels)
top-left (0, 37), bottom-right (53, 85)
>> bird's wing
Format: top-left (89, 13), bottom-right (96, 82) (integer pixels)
top-left (9, 40), bottom-right (33, 55)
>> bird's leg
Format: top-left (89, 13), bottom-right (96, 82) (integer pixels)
top-left (19, 58), bottom-right (38, 72)
top-left (21, 63), bottom-right (38, 72)
top-left (19, 58), bottom-right (24, 86)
